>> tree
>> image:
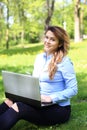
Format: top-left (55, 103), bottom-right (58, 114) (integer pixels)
top-left (0, 2), bottom-right (6, 45)
top-left (1, 0), bottom-right (13, 49)
top-left (45, 0), bottom-right (55, 30)
top-left (80, 0), bottom-right (87, 39)
top-left (1, 0), bottom-right (87, 48)
top-left (6, 0), bottom-right (10, 49)
top-left (74, 0), bottom-right (81, 43)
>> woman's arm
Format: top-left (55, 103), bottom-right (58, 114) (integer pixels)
top-left (50, 58), bottom-right (78, 103)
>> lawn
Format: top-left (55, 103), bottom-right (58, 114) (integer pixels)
top-left (0, 41), bottom-right (87, 130)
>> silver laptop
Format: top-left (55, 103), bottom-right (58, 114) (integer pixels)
top-left (2, 70), bottom-right (53, 107)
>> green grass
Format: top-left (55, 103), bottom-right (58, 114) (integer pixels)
top-left (0, 41), bottom-right (87, 130)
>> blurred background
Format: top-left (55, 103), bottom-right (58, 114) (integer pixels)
top-left (0, 0), bottom-right (87, 49)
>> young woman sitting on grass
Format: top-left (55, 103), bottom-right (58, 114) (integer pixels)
top-left (0, 26), bottom-right (78, 130)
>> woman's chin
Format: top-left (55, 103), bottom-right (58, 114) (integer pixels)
top-left (44, 47), bottom-right (49, 52)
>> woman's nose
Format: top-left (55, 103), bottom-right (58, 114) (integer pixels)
top-left (46, 38), bottom-right (50, 43)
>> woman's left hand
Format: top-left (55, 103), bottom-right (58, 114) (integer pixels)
top-left (41, 95), bottom-right (52, 103)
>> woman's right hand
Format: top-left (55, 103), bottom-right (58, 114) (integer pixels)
top-left (41, 95), bottom-right (52, 103)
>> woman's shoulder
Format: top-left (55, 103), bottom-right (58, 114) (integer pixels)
top-left (62, 56), bottom-right (72, 64)
top-left (58, 56), bottom-right (74, 69)
top-left (36, 52), bottom-right (46, 59)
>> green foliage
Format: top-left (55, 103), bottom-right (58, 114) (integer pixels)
top-left (1, 0), bottom-right (87, 48)
top-left (0, 40), bottom-right (87, 129)
top-left (52, 1), bottom-right (75, 38)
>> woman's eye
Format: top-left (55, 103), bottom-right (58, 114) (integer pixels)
top-left (45, 36), bottom-right (48, 39)
top-left (51, 38), bottom-right (55, 41)
top-left (45, 36), bottom-right (55, 42)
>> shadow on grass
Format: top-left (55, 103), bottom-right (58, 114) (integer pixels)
top-left (0, 44), bottom-right (43, 56)
top-left (0, 65), bottom-right (34, 76)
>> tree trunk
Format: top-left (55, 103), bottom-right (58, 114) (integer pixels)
top-left (6, 0), bottom-right (9, 49)
top-left (74, 0), bottom-right (81, 43)
top-left (45, 0), bottom-right (55, 30)
top-left (80, 7), bottom-right (84, 39)
top-left (18, 3), bottom-right (25, 46)
top-left (21, 30), bottom-right (24, 46)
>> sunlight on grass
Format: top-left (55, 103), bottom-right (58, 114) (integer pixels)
top-left (69, 41), bottom-right (87, 73)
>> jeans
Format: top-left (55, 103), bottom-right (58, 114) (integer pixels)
top-left (0, 102), bottom-right (71, 130)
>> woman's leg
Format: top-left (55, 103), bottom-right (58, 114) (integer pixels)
top-left (0, 107), bottom-right (19, 130)
top-left (16, 102), bottom-right (71, 126)
top-left (0, 102), bottom-right (71, 130)
top-left (0, 102), bottom-right (19, 130)
top-left (37, 104), bottom-right (71, 125)
top-left (0, 102), bottom-right (9, 115)
top-left (0, 98), bottom-right (13, 115)
top-left (0, 102), bottom-right (41, 130)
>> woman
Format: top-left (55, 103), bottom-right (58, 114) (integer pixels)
top-left (0, 26), bottom-right (78, 130)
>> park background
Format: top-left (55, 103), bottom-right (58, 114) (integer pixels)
top-left (0, 0), bottom-right (87, 130)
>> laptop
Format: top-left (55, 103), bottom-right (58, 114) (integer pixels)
top-left (2, 70), bottom-right (53, 108)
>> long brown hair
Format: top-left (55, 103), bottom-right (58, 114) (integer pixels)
top-left (45, 26), bottom-right (70, 79)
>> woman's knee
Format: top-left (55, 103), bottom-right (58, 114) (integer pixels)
top-left (4, 98), bottom-right (13, 107)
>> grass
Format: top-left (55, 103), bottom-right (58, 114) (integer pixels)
top-left (0, 41), bottom-right (87, 130)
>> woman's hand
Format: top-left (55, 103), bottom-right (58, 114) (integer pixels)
top-left (41, 95), bottom-right (52, 103)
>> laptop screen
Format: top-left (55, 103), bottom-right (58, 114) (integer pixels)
top-left (2, 70), bottom-right (42, 107)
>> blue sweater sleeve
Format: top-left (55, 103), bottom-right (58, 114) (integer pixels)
top-left (50, 57), bottom-right (78, 103)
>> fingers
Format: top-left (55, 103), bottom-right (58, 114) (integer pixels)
top-left (41, 95), bottom-right (52, 103)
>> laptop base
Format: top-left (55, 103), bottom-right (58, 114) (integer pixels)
top-left (5, 92), bottom-right (41, 108)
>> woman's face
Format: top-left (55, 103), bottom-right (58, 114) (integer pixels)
top-left (44, 30), bottom-right (59, 55)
